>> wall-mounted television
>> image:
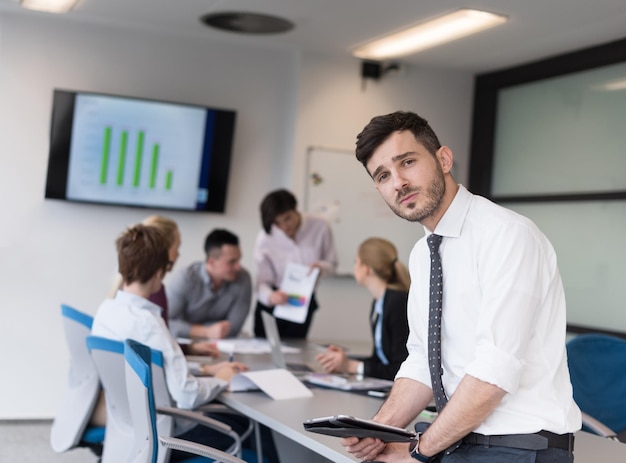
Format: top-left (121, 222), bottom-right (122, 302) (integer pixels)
top-left (45, 89), bottom-right (236, 213)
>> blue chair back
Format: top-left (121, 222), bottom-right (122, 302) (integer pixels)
top-left (125, 339), bottom-right (159, 463)
top-left (567, 333), bottom-right (626, 435)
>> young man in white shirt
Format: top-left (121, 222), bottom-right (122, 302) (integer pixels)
top-left (340, 111), bottom-right (581, 462)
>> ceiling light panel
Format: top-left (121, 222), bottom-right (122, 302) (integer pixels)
top-left (20, 0), bottom-right (78, 13)
top-left (353, 9), bottom-right (508, 61)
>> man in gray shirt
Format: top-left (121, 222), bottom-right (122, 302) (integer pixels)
top-left (166, 229), bottom-right (252, 339)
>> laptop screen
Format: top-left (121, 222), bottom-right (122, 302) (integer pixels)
top-left (261, 311), bottom-right (287, 369)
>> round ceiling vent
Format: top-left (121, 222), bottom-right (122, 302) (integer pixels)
top-left (200, 12), bottom-right (294, 34)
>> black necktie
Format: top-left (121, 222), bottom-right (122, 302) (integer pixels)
top-left (427, 234), bottom-right (447, 412)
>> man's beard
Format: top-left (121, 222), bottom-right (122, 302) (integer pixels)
top-left (389, 171), bottom-right (445, 223)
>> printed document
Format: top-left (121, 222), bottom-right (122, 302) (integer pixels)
top-left (273, 263), bottom-right (320, 324)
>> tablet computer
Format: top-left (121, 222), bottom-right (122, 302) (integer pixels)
top-left (303, 414), bottom-right (416, 442)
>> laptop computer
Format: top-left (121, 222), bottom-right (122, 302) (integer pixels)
top-left (260, 310), bottom-right (314, 373)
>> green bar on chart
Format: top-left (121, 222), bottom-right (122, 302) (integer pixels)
top-left (117, 131), bottom-right (128, 186)
top-left (133, 134), bottom-right (143, 188)
top-left (150, 144), bottom-right (159, 189)
top-left (165, 170), bottom-right (173, 190)
top-left (100, 126), bottom-right (112, 184)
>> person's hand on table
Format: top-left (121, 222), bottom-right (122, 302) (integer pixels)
top-left (188, 340), bottom-right (220, 357)
top-left (316, 344), bottom-right (348, 373)
top-left (204, 361), bottom-right (249, 381)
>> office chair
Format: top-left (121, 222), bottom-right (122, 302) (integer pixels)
top-left (125, 339), bottom-right (247, 463)
top-left (50, 304), bottom-right (105, 457)
top-left (566, 333), bottom-right (626, 442)
top-left (87, 335), bottom-right (246, 463)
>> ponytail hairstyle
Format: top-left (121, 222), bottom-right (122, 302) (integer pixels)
top-left (357, 237), bottom-right (410, 292)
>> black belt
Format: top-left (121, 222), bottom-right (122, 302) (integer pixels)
top-left (461, 430), bottom-right (574, 451)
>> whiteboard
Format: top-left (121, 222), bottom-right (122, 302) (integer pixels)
top-left (304, 147), bottom-right (422, 275)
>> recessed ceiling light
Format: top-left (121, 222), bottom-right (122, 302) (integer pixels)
top-left (20, 0), bottom-right (78, 13)
top-left (200, 12), bottom-right (294, 35)
top-left (353, 9), bottom-right (508, 61)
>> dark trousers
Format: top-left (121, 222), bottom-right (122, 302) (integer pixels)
top-left (253, 294), bottom-right (318, 340)
top-left (438, 443), bottom-right (574, 462)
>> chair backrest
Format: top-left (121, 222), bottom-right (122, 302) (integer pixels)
top-left (125, 339), bottom-right (159, 463)
top-left (50, 305), bottom-right (103, 453)
top-left (87, 336), bottom-right (135, 463)
top-left (124, 339), bottom-right (244, 463)
top-left (567, 333), bottom-right (626, 434)
top-left (87, 335), bottom-right (174, 463)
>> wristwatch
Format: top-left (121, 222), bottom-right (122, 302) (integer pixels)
top-left (408, 434), bottom-right (433, 462)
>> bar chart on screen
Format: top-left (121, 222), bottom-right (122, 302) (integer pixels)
top-left (66, 93), bottom-right (207, 209)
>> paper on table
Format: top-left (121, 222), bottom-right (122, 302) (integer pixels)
top-left (229, 368), bottom-right (313, 400)
top-left (273, 263), bottom-right (320, 324)
top-left (216, 339), bottom-right (301, 355)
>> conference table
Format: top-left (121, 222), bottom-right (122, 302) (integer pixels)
top-left (202, 340), bottom-right (626, 462)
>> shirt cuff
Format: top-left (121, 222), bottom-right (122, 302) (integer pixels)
top-left (356, 361), bottom-right (364, 376)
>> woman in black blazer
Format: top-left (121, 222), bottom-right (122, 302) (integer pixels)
top-left (316, 238), bottom-right (410, 380)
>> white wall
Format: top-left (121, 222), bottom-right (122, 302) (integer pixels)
top-left (0, 13), bottom-right (297, 418)
top-left (0, 13), bottom-right (473, 419)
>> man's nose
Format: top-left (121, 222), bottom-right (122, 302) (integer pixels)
top-left (392, 172), bottom-right (409, 191)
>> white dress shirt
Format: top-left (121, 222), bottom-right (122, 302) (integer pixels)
top-left (254, 213), bottom-right (338, 306)
top-left (396, 185), bottom-right (581, 435)
top-left (92, 290), bottom-right (227, 413)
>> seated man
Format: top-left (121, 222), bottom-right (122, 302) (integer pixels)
top-left (167, 229), bottom-right (252, 339)
top-left (91, 224), bottom-right (249, 452)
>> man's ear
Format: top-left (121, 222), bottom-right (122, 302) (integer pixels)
top-left (438, 146), bottom-right (454, 174)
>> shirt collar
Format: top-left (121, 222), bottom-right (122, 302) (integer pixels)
top-left (374, 291), bottom-right (386, 314)
top-left (425, 184), bottom-right (472, 239)
top-left (115, 289), bottom-right (162, 315)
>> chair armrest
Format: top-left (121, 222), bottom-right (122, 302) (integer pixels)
top-left (156, 405), bottom-right (242, 455)
top-left (581, 411), bottom-right (620, 440)
top-left (196, 403), bottom-right (254, 441)
top-left (159, 435), bottom-right (245, 463)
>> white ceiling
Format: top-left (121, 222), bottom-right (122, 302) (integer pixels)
top-left (1, 0), bottom-right (626, 73)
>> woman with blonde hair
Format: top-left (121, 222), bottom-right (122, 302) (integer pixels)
top-left (316, 237), bottom-right (410, 380)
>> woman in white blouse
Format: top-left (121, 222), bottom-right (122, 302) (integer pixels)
top-left (253, 189), bottom-right (338, 339)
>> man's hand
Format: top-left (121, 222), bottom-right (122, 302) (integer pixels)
top-left (188, 341), bottom-right (220, 357)
top-left (190, 320), bottom-right (232, 339)
top-left (370, 442), bottom-right (415, 462)
top-left (339, 436), bottom-right (386, 462)
top-left (205, 320), bottom-right (232, 339)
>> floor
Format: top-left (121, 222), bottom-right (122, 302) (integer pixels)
top-left (0, 420), bottom-right (99, 463)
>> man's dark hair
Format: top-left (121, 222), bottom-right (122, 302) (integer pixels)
top-left (260, 189), bottom-right (297, 234)
top-left (116, 224), bottom-right (169, 285)
top-left (204, 229), bottom-right (239, 258)
top-left (355, 111), bottom-right (442, 170)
